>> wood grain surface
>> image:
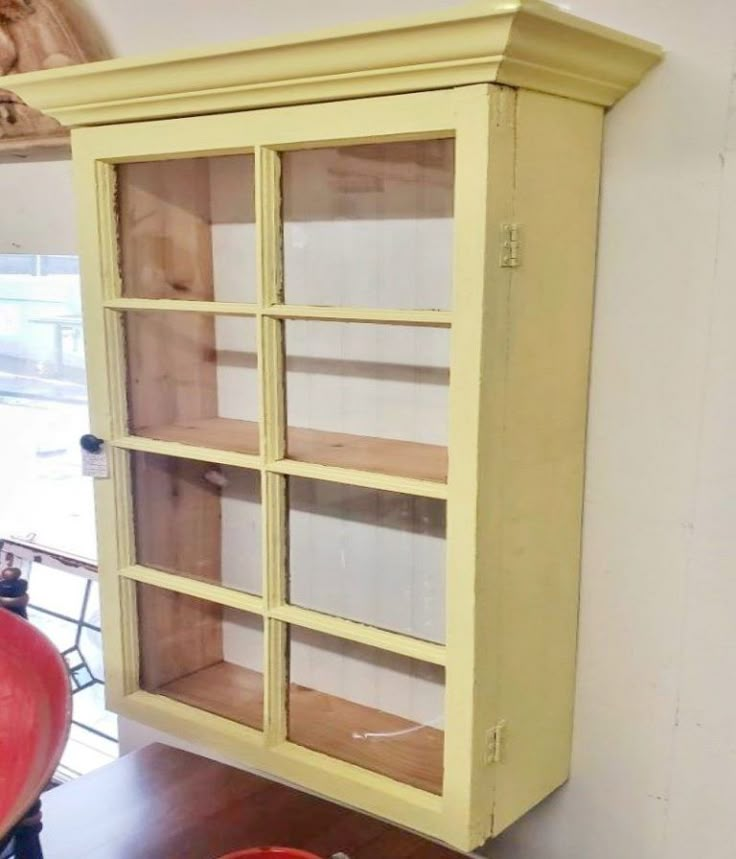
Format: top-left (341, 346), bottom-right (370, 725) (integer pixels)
top-left (120, 159), bottom-right (227, 691)
top-left (133, 416), bottom-right (447, 482)
top-left (38, 743), bottom-right (462, 859)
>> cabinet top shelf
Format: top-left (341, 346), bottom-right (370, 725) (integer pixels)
top-left (5, 0), bottom-right (661, 129)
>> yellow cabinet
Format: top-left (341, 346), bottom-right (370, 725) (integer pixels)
top-left (8, 2), bottom-right (660, 850)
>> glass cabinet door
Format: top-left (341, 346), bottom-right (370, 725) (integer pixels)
top-left (102, 127), bottom-right (455, 799)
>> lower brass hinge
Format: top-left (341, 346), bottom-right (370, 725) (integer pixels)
top-left (485, 721), bottom-right (506, 765)
top-left (499, 223), bottom-right (521, 267)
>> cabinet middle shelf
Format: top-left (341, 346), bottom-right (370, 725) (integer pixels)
top-left (126, 415), bottom-right (448, 484)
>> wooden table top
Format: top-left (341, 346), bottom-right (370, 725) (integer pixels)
top-left (38, 743), bottom-right (465, 859)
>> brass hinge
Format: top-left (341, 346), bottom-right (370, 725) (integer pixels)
top-left (499, 223), bottom-right (521, 268)
top-left (484, 721), bottom-right (506, 765)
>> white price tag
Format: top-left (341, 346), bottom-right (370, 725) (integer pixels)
top-left (82, 447), bottom-right (109, 479)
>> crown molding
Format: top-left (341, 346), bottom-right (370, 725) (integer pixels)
top-left (3, 0), bottom-right (662, 129)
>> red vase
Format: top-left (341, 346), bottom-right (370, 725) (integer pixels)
top-left (0, 609), bottom-right (72, 840)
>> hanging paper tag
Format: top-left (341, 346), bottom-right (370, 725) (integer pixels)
top-left (81, 447), bottom-right (109, 478)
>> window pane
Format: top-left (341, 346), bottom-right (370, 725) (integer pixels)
top-left (283, 140), bottom-right (454, 311)
top-left (40, 256), bottom-right (80, 276)
top-left (285, 321), bottom-right (449, 482)
top-left (117, 155), bottom-right (256, 303)
top-left (0, 254), bottom-right (96, 559)
top-left (288, 626), bottom-right (444, 793)
top-left (288, 477), bottom-right (445, 643)
top-left (137, 583), bottom-right (263, 728)
top-left (25, 560), bottom-right (86, 617)
top-left (123, 312), bottom-right (259, 454)
top-left (0, 254), bottom-right (35, 275)
top-left (131, 452), bottom-right (262, 595)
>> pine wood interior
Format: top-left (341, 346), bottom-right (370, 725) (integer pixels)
top-left (120, 158), bottom-right (258, 445)
top-left (133, 416), bottom-right (447, 483)
top-left (155, 660), bottom-right (443, 794)
top-left (137, 586), bottom-right (223, 690)
top-left (123, 151), bottom-right (445, 799)
top-left (132, 453), bottom-right (223, 581)
top-left (119, 159), bottom-right (219, 302)
top-left (123, 161), bottom-right (228, 690)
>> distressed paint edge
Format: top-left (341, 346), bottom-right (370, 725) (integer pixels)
top-left (270, 604), bottom-right (447, 667)
top-left (120, 564), bottom-right (265, 614)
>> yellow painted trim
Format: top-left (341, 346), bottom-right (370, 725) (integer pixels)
top-left (256, 145), bottom-right (289, 747)
top-left (110, 434), bottom-right (263, 471)
top-left (117, 577), bottom-right (140, 697)
top-left (263, 474), bottom-right (288, 746)
top-left (69, 89), bottom-right (457, 164)
top-left (264, 305), bottom-right (452, 327)
top-left (124, 689), bottom-right (266, 746)
top-left (110, 446), bottom-right (135, 570)
top-left (5, 0), bottom-right (661, 127)
top-left (119, 564), bottom-right (265, 614)
top-left (104, 297), bottom-right (259, 316)
top-left (263, 617), bottom-right (288, 747)
top-left (262, 473), bottom-right (287, 613)
top-left (72, 154), bottom-right (130, 705)
top-left (260, 318), bottom-right (285, 463)
top-left (268, 458), bottom-right (447, 500)
top-left (440, 83), bottom-right (513, 848)
top-left (272, 741), bottom-right (445, 810)
top-left (255, 147), bottom-right (284, 308)
top-left (270, 604), bottom-right (446, 667)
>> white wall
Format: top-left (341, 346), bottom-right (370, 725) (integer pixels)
top-left (0, 160), bottom-right (75, 252)
top-left (7, 1), bottom-right (736, 856)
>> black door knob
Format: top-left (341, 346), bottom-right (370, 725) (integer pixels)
top-left (80, 434), bottom-right (104, 454)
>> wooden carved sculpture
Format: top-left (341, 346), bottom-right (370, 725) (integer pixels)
top-left (0, 0), bottom-right (105, 150)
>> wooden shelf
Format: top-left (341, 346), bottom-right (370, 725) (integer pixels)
top-left (159, 661), bottom-right (263, 728)
top-left (286, 426), bottom-right (446, 483)
top-left (133, 417), bottom-right (448, 484)
top-left (289, 681), bottom-right (444, 795)
top-left (134, 417), bottom-right (260, 456)
top-left (156, 661), bottom-right (443, 794)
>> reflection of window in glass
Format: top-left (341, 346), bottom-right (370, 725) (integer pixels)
top-left (4, 541), bottom-right (119, 774)
top-left (0, 254), bottom-right (96, 559)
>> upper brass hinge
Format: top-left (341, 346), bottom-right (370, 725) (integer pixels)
top-left (484, 721), bottom-right (506, 765)
top-left (499, 223), bottom-right (521, 268)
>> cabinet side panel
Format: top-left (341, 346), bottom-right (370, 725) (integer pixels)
top-left (489, 90), bottom-right (603, 835)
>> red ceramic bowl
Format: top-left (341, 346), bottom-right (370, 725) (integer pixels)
top-left (0, 609), bottom-right (72, 840)
top-left (217, 850), bottom-right (323, 859)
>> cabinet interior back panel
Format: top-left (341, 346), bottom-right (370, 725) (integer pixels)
top-left (288, 477), bottom-right (446, 643)
top-left (285, 321), bottom-right (450, 445)
top-left (282, 140), bottom-right (454, 312)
